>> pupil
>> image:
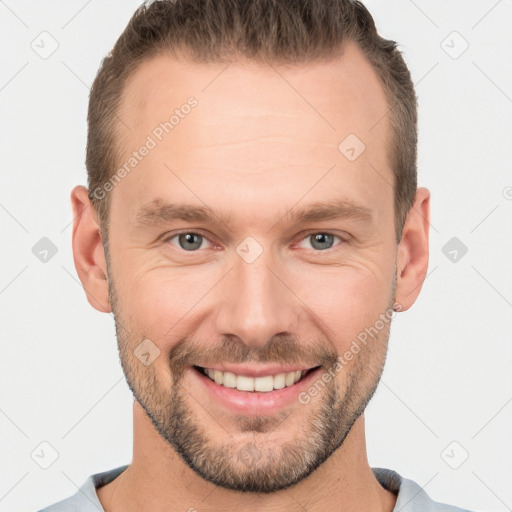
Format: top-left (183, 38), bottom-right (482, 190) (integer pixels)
top-left (179, 233), bottom-right (202, 250)
top-left (311, 233), bottom-right (333, 250)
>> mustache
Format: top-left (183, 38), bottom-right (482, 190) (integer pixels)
top-left (167, 334), bottom-right (339, 380)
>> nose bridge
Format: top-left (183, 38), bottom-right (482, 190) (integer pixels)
top-left (215, 246), bottom-right (297, 348)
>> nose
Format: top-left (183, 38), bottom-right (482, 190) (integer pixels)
top-left (214, 248), bottom-right (299, 349)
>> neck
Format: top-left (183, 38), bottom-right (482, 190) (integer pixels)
top-left (97, 401), bottom-right (397, 512)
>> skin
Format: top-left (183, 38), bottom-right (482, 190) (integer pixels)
top-left (71, 41), bottom-right (430, 511)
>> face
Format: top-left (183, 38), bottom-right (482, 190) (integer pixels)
top-left (104, 41), bottom-right (401, 493)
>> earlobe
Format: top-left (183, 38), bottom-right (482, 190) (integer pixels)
top-left (70, 185), bottom-right (112, 313)
top-left (394, 187), bottom-right (431, 311)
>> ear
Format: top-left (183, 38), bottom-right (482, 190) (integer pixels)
top-left (395, 187), bottom-right (430, 311)
top-left (70, 185), bottom-right (111, 313)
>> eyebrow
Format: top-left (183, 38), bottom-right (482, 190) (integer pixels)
top-left (282, 200), bottom-right (373, 225)
top-left (134, 200), bottom-right (233, 228)
top-left (134, 198), bottom-right (373, 230)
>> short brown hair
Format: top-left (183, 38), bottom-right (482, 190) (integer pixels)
top-left (87, 0), bottom-right (417, 246)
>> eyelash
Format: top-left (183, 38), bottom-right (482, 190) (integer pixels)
top-left (163, 230), bottom-right (346, 252)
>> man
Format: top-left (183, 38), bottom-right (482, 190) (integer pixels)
top-left (39, 0), bottom-right (475, 510)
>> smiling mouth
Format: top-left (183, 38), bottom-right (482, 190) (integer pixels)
top-left (193, 365), bottom-right (320, 392)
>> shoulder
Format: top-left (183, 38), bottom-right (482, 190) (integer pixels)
top-left (37, 465), bottom-right (129, 512)
top-left (372, 467), bottom-right (477, 512)
top-left (38, 493), bottom-right (90, 512)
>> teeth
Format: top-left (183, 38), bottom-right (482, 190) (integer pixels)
top-left (213, 370), bottom-right (223, 385)
top-left (254, 375), bottom-right (274, 392)
top-left (285, 372), bottom-right (295, 387)
top-left (237, 375), bottom-right (254, 391)
top-left (201, 367), bottom-right (306, 392)
top-left (273, 373), bottom-right (286, 389)
top-left (222, 371), bottom-right (237, 388)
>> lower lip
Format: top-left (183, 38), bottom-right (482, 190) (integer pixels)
top-left (192, 366), bottom-right (323, 414)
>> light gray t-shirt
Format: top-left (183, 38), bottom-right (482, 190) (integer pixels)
top-left (38, 465), bottom-right (475, 511)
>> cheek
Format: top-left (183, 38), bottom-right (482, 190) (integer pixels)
top-left (289, 264), bottom-right (393, 349)
top-left (116, 265), bottom-right (220, 343)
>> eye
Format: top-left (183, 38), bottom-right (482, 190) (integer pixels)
top-left (298, 232), bottom-right (343, 251)
top-left (163, 231), bottom-right (344, 253)
top-left (166, 232), bottom-right (212, 251)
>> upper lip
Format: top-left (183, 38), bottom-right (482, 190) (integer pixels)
top-left (194, 363), bottom-right (320, 378)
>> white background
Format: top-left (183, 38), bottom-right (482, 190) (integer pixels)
top-left (1, 1), bottom-right (511, 511)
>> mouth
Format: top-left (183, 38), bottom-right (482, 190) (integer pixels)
top-left (193, 365), bottom-right (320, 393)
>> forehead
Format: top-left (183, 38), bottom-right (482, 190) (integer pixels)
top-left (112, 41), bottom-right (393, 226)
top-left (118, 41), bottom-right (389, 140)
